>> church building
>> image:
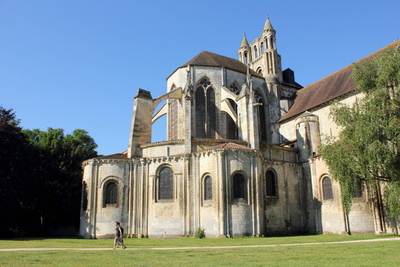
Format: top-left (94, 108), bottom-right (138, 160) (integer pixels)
top-left (80, 17), bottom-right (400, 238)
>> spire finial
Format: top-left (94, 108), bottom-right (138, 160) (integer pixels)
top-left (240, 32), bottom-right (250, 47)
top-left (264, 15), bottom-right (274, 31)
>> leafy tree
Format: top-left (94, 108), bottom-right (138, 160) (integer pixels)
top-left (24, 128), bottom-right (98, 231)
top-left (0, 107), bottom-right (39, 236)
top-left (0, 106), bottom-right (98, 237)
top-left (321, 45), bottom-right (400, 221)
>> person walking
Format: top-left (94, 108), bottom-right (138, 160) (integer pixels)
top-left (113, 221), bottom-right (126, 249)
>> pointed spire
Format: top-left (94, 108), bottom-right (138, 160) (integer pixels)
top-left (240, 33), bottom-right (250, 47)
top-left (264, 15), bottom-right (274, 31)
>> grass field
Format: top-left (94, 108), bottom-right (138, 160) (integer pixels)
top-left (1, 235), bottom-right (399, 266)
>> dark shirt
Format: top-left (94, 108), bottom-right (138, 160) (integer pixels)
top-left (115, 226), bottom-right (121, 237)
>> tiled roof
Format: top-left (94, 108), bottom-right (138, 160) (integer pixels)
top-left (280, 40), bottom-right (400, 122)
top-left (202, 142), bottom-right (255, 151)
top-left (94, 152), bottom-right (128, 160)
top-left (179, 51), bottom-right (263, 78)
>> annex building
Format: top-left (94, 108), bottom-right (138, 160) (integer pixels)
top-left (80, 18), bottom-right (400, 238)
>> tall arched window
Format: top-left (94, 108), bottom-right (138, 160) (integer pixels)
top-left (158, 167), bottom-right (173, 200)
top-left (206, 87), bottom-right (216, 138)
top-left (261, 43), bottom-right (265, 54)
top-left (82, 181), bottom-right (88, 211)
top-left (104, 181), bottom-right (118, 206)
top-left (322, 177), bottom-right (333, 200)
top-left (255, 91), bottom-right (267, 142)
top-left (195, 77), bottom-right (216, 138)
top-left (266, 170), bottom-right (277, 197)
top-left (254, 46), bottom-right (258, 58)
top-left (195, 87), bottom-right (206, 138)
top-left (204, 176), bottom-right (212, 200)
top-left (233, 173), bottom-right (246, 199)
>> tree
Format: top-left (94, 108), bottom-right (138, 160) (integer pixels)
top-left (23, 128), bottom-right (98, 231)
top-left (0, 106), bottom-right (98, 237)
top-left (0, 107), bottom-right (39, 236)
top-left (321, 45), bottom-right (400, 222)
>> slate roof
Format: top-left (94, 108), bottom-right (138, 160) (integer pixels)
top-left (177, 51), bottom-right (263, 78)
top-left (280, 40), bottom-right (400, 123)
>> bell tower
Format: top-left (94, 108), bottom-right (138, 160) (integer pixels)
top-left (237, 16), bottom-right (286, 145)
top-left (261, 16), bottom-right (282, 80)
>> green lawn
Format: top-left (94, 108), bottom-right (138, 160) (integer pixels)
top-left (0, 235), bottom-right (399, 266)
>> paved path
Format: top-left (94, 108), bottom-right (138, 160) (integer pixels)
top-left (1, 238), bottom-right (399, 252)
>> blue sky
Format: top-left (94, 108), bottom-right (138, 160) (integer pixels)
top-left (1, 0), bottom-right (399, 156)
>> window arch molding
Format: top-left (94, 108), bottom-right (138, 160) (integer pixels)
top-left (101, 176), bottom-right (123, 208)
top-left (265, 168), bottom-right (278, 197)
top-left (156, 164), bottom-right (174, 202)
top-left (320, 175), bottom-right (334, 201)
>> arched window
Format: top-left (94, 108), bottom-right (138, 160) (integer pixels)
top-left (158, 166), bottom-right (173, 200)
top-left (206, 87), bottom-right (216, 138)
top-left (195, 87), bottom-right (206, 138)
top-left (261, 43), bottom-right (265, 54)
top-left (244, 52), bottom-right (248, 64)
top-left (255, 91), bottom-right (267, 142)
top-left (104, 181), bottom-right (118, 206)
top-left (266, 170), bottom-right (277, 197)
top-left (195, 77), bottom-right (216, 138)
top-left (322, 177), bottom-right (333, 200)
top-left (354, 181), bottom-right (363, 198)
top-left (233, 173), bottom-right (246, 199)
top-left (204, 176), bottom-right (212, 200)
top-left (82, 181), bottom-right (88, 211)
top-left (254, 46), bottom-right (258, 58)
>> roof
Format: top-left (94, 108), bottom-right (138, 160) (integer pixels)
top-left (240, 34), bottom-right (250, 48)
top-left (201, 142), bottom-right (255, 151)
top-left (264, 17), bottom-right (274, 31)
top-left (94, 152), bottom-right (128, 160)
top-left (280, 40), bottom-right (400, 122)
top-left (177, 51), bottom-right (263, 78)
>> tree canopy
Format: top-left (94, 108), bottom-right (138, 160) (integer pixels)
top-left (321, 45), bottom-right (400, 217)
top-left (0, 106), bottom-right (98, 237)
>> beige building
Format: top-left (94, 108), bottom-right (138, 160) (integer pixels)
top-left (80, 18), bottom-right (400, 238)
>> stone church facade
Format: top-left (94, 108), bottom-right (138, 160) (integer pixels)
top-left (80, 18), bottom-right (400, 238)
